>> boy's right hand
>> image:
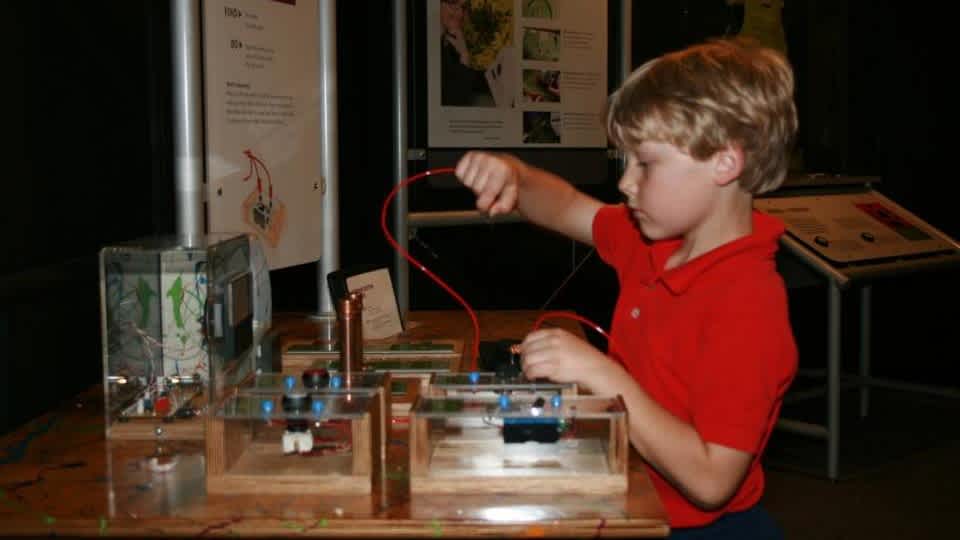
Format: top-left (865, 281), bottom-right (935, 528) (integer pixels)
top-left (454, 151), bottom-right (524, 217)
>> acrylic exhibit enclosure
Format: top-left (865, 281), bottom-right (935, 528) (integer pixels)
top-left (244, 371), bottom-right (391, 466)
top-left (205, 384), bottom-right (383, 495)
top-left (428, 372), bottom-right (577, 400)
top-left (282, 339), bottom-right (464, 418)
top-left (100, 233), bottom-right (270, 440)
top-left (409, 395), bottom-right (628, 495)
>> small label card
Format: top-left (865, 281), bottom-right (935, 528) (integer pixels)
top-left (345, 268), bottom-right (404, 340)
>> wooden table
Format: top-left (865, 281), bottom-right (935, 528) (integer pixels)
top-left (0, 311), bottom-right (668, 537)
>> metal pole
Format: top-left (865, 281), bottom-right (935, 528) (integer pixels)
top-left (776, 418), bottom-right (828, 439)
top-left (827, 282), bottom-right (842, 481)
top-left (409, 210), bottom-right (523, 228)
top-left (619, 0), bottom-right (632, 83)
top-left (317, 0), bottom-right (340, 316)
top-left (393, 0), bottom-right (410, 320)
top-left (859, 285), bottom-right (872, 418)
top-left (171, 0), bottom-right (205, 247)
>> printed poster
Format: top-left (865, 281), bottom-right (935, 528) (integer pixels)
top-left (427, 0), bottom-right (608, 148)
top-left (203, 0), bottom-right (323, 270)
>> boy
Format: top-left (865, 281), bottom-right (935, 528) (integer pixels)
top-left (454, 38), bottom-right (798, 538)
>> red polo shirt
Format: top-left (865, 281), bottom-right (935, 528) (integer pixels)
top-left (593, 205), bottom-right (797, 528)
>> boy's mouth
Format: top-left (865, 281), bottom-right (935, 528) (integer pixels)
top-left (624, 202), bottom-right (646, 220)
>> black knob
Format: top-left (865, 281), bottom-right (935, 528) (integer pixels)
top-left (282, 393), bottom-right (310, 413)
top-left (302, 368), bottom-right (330, 389)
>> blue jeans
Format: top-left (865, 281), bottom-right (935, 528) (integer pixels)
top-left (669, 505), bottom-right (783, 539)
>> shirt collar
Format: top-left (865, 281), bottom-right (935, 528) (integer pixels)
top-left (648, 211), bottom-right (785, 295)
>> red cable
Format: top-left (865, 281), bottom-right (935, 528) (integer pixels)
top-left (532, 311), bottom-right (625, 366)
top-left (380, 170), bottom-right (621, 372)
top-left (380, 167), bottom-right (481, 370)
top-left (243, 149), bottom-right (274, 204)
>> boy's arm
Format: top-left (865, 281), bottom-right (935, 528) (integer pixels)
top-left (603, 371), bottom-right (753, 510)
top-left (539, 278), bottom-right (794, 510)
top-left (520, 329), bottom-right (752, 510)
top-left (455, 151), bottom-right (603, 245)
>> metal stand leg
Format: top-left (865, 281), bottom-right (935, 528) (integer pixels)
top-left (827, 283), bottom-right (842, 481)
top-left (859, 286), bottom-right (872, 418)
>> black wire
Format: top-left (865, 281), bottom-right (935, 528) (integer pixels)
top-left (538, 247), bottom-right (595, 311)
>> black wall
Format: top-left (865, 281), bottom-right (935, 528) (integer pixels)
top-left (3, 2), bottom-right (170, 434)
top-left (2, 1), bottom-right (956, 434)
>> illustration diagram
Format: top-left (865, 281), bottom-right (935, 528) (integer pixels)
top-left (104, 259), bottom-right (209, 381)
top-left (241, 149), bottom-right (287, 247)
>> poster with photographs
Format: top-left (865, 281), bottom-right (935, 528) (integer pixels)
top-left (427, 0), bottom-right (607, 148)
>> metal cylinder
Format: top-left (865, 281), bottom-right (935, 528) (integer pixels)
top-left (337, 294), bottom-right (363, 386)
top-left (170, 0), bottom-right (205, 247)
top-left (318, 0), bottom-right (340, 315)
top-left (393, 0), bottom-right (409, 320)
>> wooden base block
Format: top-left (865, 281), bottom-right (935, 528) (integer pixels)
top-left (411, 438), bottom-right (628, 495)
top-left (411, 474), bottom-right (626, 495)
top-left (107, 417), bottom-right (204, 440)
top-left (206, 442), bottom-right (371, 495)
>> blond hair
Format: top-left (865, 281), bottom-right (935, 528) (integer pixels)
top-left (606, 37), bottom-right (797, 194)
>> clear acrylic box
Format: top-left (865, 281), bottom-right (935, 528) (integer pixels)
top-left (100, 233), bottom-right (270, 440)
top-left (282, 340), bottom-right (464, 419)
top-left (428, 372), bottom-right (577, 400)
top-left (206, 390), bottom-right (380, 495)
top-left (409, 395), bottom-right (628, 495)
top-left (244, 371), bottom-right (391, 465)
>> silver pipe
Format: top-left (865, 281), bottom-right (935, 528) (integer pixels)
top-left (409, 210), bottom-right (523, 228)
top-left (848, 375), bottom-right (960, 399)
top-left (317, 0), bottom-right (340, 315)
top-left (827, 282), bottom-right (842, 480)
top-left (171, 0), bottom-right (205, 247)
top-left (620, 0), bottom-right (632, 83)
top-left (776, 418), bottom-right (829, 439)
top-left (859, 285), bottom-right (872, 418)
top-left (784, 379), bottom-right (859, 404)
top-left (783, 386), bottom-right (827, 404)
top-left (393, 0), bottom-right (410, 319)
top-left (612, 1), bottom-right (632, 178)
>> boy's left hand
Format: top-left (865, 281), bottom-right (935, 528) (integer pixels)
top-left (520, 328), bottom-right (618, 390)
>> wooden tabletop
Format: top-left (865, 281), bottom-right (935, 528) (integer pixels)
top-left (0, 310), bottom-right (668, 537)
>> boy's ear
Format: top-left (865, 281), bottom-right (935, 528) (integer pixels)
top-left (713, 145), bottom-right (744, 186)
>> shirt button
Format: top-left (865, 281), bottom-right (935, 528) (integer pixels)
top-left (630, 307), bottom-right (641, 319)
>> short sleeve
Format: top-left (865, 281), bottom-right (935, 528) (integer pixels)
top-left (689, 275), bottom-right (798, 454)
top-left (593, 204), bottom-right (646, 272)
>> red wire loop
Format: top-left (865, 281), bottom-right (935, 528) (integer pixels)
top-left (380, 167), bottom-right (481, 370)
top-left (532, 311), bottom-right (625, 365)
top-left (381, 169), bottom-right (622, 373)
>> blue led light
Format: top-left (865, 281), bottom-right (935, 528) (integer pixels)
top-left (284, 375), bottom-right (296, 391)
top-left (312, 399), bottom-right (325, 415)
top-left (261, 399), bottom-right (274, 415)
top-left (468, 371), bottom-right (480, 384)
top-left (330, 375), bottom-right (342, 389)
top-left (499, 393), bottom-right (510, 410)
top-left (551, 394), bottom-right (562, 409)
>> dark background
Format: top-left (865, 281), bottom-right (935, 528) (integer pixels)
top-left (2, 1), bottom-right (955, 435)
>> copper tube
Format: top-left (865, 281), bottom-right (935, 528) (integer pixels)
top-left (337, 294), bottom-right (364, 388)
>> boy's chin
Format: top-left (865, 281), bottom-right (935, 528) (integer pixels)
top-left (634, 220), bottom-right (667, 241)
